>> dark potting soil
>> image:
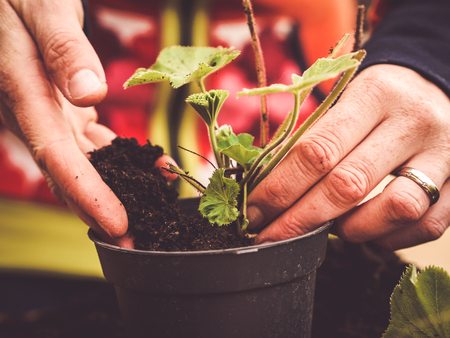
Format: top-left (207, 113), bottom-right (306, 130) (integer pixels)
top-left (89, 136), bottom-right (253, 251)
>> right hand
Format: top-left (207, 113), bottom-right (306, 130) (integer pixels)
top-left (0, 0), bottom-right (131, 246)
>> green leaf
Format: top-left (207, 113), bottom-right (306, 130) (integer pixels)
top-left (186, 90), bottom-right (229, 125)
top-left (236, 133), bottom-right (255, 149)
top-left (220, 145), bottom-right (261, 170)
top-left (124, 46), bottom-right (240, 89)
top-left (237, 52), bottom-right (360, 97)
top-left (216, 126), bottom-right (265, 169)
top-left (199, 169), bottom-right (240, 226)
top-left (383, 264), bottom-right (450, 338)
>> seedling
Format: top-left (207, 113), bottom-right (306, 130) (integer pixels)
top-left (121, 5), bottom-right (450, 336)
top-left (124, 2), bottom-right (365, 234)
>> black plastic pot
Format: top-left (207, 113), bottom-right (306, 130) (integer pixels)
top-left (89, 199), bottom-right (333, 338)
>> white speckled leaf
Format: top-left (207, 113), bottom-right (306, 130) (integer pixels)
top-left (238, 52), bottom-right (359, 97)
top-left (124, 46), bottom-right (240, 89)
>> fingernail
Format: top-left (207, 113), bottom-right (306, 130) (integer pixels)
top-left (68, 69), bottom-right (103, 100)
top-left (247, 205), bottom-right (264, 229)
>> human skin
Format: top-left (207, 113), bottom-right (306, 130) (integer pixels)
top-left (247, 64), bottom-right (450, 251)
top-left (1, 0), bottom-right (449, 250)
top-left (0, 0), bottom-right (176, 248)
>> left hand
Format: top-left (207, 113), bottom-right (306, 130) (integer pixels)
top-left (247, 64), bottom-right (450, 250)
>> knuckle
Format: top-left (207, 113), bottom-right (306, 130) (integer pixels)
top-left (401, 100), bottom-right (439, 133)
top-left (295, 136), bottom-right (340, 177)
top-left (276, 214), bottom-right (308, 239)
top-left (420, 217), bottom-right (448, 242)
top-left (385, 190), bottom-right (425, 225)
top-left (349, 67), bottom-right (396, 108)
top-left (33, 138), bottom-right (68, 174)
top-left (326, 166), bottom-right (370, 206)
top-left (43, 31), bottom-right (82, 70)
top-left (361, 66), bottom-right (450, 134)
top-left (42, 169), bottom-right (65, 204)
top-left (258, 176), bottom-right (296, 211)
top-left (32, 144), bottom-right (48, 172)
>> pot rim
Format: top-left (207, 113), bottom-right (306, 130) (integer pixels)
top-left (88, 220), bottom-right (333, 256)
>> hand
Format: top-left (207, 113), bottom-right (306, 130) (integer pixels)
top-left (0, 0), bottom-right (172, 248)
top-left (247, 64), bottom-right (450, 250)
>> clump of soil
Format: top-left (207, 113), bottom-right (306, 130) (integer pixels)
top-left (89, 136), bottom-right (254, 251)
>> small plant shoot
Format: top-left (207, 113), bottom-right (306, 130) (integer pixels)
top-left (124, 4), bottom-right (366, 234)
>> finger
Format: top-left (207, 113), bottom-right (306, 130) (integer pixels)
top-left (9, 0), bottom-right (107, 106)
top-left (65, 103), bottom-right (117, 152)
top-left (253, 120), bottom-right (418, 244)
top-left (373, 179), bottom-right (450, 250)
top-left (252, 66), bottom-right (450, 244)
top-left (157, 154), bottom-right (180, 182)
top-left (67, 197), bottom-right (134, 249)
top-left (41, 139), bottom-right (128, 238)
top-left (333, 157), bottom-right (450, 247)
top-left (247, 65), bottom-right (392, 231)
top-left (0, 5), bottom-right (127, 238)
top-left (84, 121), bottom-right (117, 149)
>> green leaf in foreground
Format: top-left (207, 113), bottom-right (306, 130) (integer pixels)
top-left (383, 264), bottom-right (450, 338)
top-left (216, 125), bottom-right (266, 170)
top-left (199, 169), bottom-right (240, 226)
top-left (124, 46), bottom-right (240, 89)
top-left (237, 52), bottom-right (360, 97)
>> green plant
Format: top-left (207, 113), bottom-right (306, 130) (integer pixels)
top-left (383, 264), bottom-right (450, 338)
top-left (123, 4), bottom-right (365, 234)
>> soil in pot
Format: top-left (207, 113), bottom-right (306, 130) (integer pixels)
top-left (89, 136), bottom-right (333, 338)
top-left (88, 136), bottom-right (253, 251)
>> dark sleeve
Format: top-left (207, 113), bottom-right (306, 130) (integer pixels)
top-left (81, 0), bottom-right (90, 37)
top-left (359, 0), bottom-right (450, 98)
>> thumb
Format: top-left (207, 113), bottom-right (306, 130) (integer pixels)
top-left (10, 0), bottom-right (107, 107)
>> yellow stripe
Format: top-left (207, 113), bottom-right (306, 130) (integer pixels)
top-left (178, 0), bottom-right (211, 197)
top-left (191, 0), bottom-right (210, 47)
top-left (148, 0), bottom-right (182, 155)
top-left (161, 0), bottom-right (181, 47)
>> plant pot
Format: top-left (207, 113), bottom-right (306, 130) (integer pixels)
top-left (89, 198), bottom-right (333, 338)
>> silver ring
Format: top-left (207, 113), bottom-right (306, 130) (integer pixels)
top-left (396, 167), bottom-right (440, 206)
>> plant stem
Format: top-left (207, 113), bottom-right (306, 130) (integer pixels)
top-left (194, 79), bottom-right (224, 167)
top-left (178, 145), bottom-right (217, 169)
top-left (223, 152), bottom-right (231, 168)
top-left (243, 0), bottom-right (269, 148)
top-left (224, 166), bottom-right (245, 177)
top-left (353, 5), bottom-right (365, 52)
top-left (209, 125), bottom-right (224, 168)
top-left (163, 165), bottom-right (206, 193)
top-left (198, 79), bottom-right (206, 93)
top-left (240, 92), bottom-right (301, 188)
top-left (242, 180), bottom-right (248, 219)
top-left (238, 181), bottom-right (249, 234)
top-left (329, 34), bottom-right (350, 59)
top-left (249, 50), bottom-right (366, 191)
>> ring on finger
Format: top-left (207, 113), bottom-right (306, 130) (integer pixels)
top-left (396, 167), bottom-right (440, 206)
